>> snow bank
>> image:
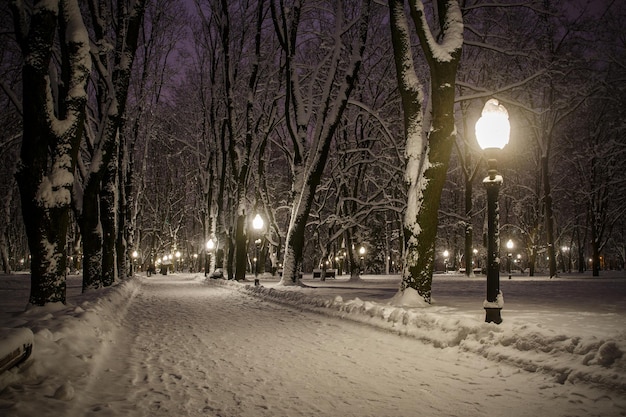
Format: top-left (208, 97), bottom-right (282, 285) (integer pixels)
top-left (0, 278), bottom-right (140, 391)
top-left (215, 279), bottom-right (626, 393)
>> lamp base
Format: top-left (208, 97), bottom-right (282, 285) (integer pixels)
top-left (485, 307), bottom-right (502, 324)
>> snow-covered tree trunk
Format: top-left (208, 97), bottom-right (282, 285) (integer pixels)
top-left (79, 0), bottom-right (147, 291)
top-left (11, 0), bottom-right (91, 305)
top-left (389, 0), bottom-right (462, 303)
top-left (101, 149), bottom-right (119, 286)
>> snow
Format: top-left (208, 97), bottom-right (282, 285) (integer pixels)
top-left (413, 0), bottom-right (464, 63)
top-left (483, 290), bottom-right (504, 308)
top-left (0, 328), bottom-right (32, 362)
top-left (0, 271), bottom-right (625, 416)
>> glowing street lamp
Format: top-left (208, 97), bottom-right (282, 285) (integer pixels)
top-left (175, 251), bottom-right (181, 272)
top-left (506, 239), bottom-right (514, 280)
top-left (252, 214), bottom-right (265, 286)
top-left (131, 250), bottom-right (138, 276)
top-left (443, 250), bottom-right (450, 273)
top-left (205, 238), bottom-right (215, 277)
top-left (476, 99), bottom-right (510, 324)
top-left (162, 254), bottom-right (169, 275)
top-left (359, 246), bottom-right (366, 275)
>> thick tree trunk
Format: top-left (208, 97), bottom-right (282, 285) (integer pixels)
top-left (390, 0), bottom-right (462, 303)
top-left (234, 214), bottom-right (247, 281)
top-left (11, 0), bottom-right (91, 305)
top-left (18, 186), bottom-right (70, 305)
top-left (101, 155), bottom-right (119, 286)
top-left (280, 190), bottom-right (311, 284)
top-left (81, 185), bottom-right (103, 291)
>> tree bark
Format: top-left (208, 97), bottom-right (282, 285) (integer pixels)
top-left (11, 0), bottom-right (91, 305)
top-left (389, 0), bottom-right (462, 303)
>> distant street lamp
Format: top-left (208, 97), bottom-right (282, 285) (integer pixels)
top-left (205, 238), bottom-right (215, 277)
top-left (443, 250), bottom-right (450, 273)
top-left (472, 248), bottom-right (479, 272)
top-left (476, 98), bottom-right (510, 324)
top-left (506, 239), bottom-right (514, 280)
top-left (175, 251), bottom-right (181, 272)
top-left (359, 246), bottom-right (366, 274)
top-left (253, 214), bottom-right (264, 286)
top-left (131, 250), bottom-right (138, 276)
top-left (561, 246), bottom-right (571, 273)
top-left (162, 255), bottom-right (169, 275)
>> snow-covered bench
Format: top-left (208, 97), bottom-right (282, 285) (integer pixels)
top-left (313, 269), bottom-right (335, 279)
top-left (0, 327), bottom-right (34, 374)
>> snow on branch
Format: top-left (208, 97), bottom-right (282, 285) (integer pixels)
top-left (409, 0), bottom-right (463, 64)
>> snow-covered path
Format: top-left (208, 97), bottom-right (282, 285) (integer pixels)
top-left (21, 275), bottom-right (618, 417)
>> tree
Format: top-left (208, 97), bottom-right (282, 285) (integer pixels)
top-left (123, 0), bottom-right (188, 275)
top-left (10, 0), bottom-right (91, 305)
top-left (388, 0), bottom-right (462, 303)
top-left (271, 0), bottom-right (372, 285)
top-left (78, 0), bottom-right (147, 290)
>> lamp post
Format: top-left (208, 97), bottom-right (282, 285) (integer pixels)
top-left (506, 239), bottom-right (514, 280)
top-left (162, 255), bottom-right (169, 275)
top-left (443, 250), bottom-right (450, 273)
top-left (252, 214), bottom-right (264, 286)
top-left (476, 98), bottom-right (510, 324)
top-left (472, 248), bottom-right (479, 274)
top-left (175, 251), bottom-right (181, 272)
top-left (131, 250), bottom-right (138, 276)
top-left (205, 238), bottom-right (215, 277)
top-left (359, 246), bottom-right (366, 275)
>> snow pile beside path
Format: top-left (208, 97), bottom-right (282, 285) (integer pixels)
top-left (215, 279), bottom-right (626, 393)
top-left (0, 278), bottom-right (139, 392)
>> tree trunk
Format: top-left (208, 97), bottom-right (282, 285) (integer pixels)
top-left (11, 0), bottom-right (91, 305)
top-left (81, 184), bottom-right (103, 291)
top-left (235, 214), bottom-right (247, 281)
top-left (101, 154), bottom-right (119, 286)
top-left (389, 0), bottom-right (463, 303)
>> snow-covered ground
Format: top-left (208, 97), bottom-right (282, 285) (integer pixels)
top-left (0, 271), bottom-right (624, 416)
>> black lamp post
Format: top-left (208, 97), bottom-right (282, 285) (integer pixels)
top-left (476, 99), bottom-right (510, 325)
top-left (359, 246), bottom-right (366, 275)
top-left (506, 239), bottom-right (514, 280)
top-left (205, 238), bottom-right (214, 277)
top-left (131, 250), bottom-right (138, 276)
top-left (252, 214), bottom-right (264, 286)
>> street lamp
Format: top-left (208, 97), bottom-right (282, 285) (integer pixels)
top-left (472, 248), bottom-right (479, 273)
top-left (476, 98), bottom-right (510, 324)
top-left (131, 250), bottom-right (138, 276)
top-left (506, 239), bottom-right (514, 280)
top-left (162, 255), bottom-right (169, 275)
top-left (252, 214), bottom-right (264, 286)
top-left (443, 250), bottom-right (450, 273)
top-left (205, 238), bottom-right (215, 277)
top-left (175, 251), bottom-right (181, 272)
top-left (359, 246), bottom-right (366, 275)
